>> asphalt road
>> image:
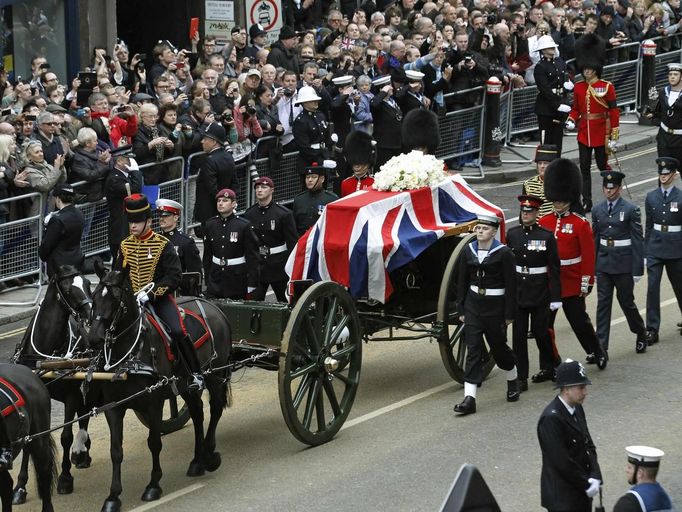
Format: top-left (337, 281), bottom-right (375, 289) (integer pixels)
top-left (1, 143), bottom-right (680, 512)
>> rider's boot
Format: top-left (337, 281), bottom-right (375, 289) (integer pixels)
top-left (178, 335), bottom-right (204, 392)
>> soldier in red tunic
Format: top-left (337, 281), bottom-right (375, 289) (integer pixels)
top-left (341, 130), bottom-right (375, 197)
top-left (565, 34), bottom-right (619, 212)
top-left (538, 158), bottom-right (608, 369)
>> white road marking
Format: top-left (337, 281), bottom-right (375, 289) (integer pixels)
top-left (128, 483), bottom-right (204, 511)
top-left (610, 297), bottom-right (678, 326)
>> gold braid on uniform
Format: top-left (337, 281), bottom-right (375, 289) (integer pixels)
top-left (523, 175), bottom-right (553, 218)
top-left (120, 232), bottom-right (170, 296)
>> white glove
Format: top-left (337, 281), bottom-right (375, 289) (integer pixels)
top-left (44, 212), bottom-right (54, 225)
top-left (247, 287), bottom-right (256, 293)
top-left (550, 301), bottom-right (563, 311)
top-left (125, 158), bottom-right (139, 171)
top-left (565, 120), bottom-right (576, 130)
top-left (557, 104), bottom-right (572, 113)
top-left (136, 290), bottom-right (149, 305)
top-left (330, 133), bottom-right (339, 144)
top-left (633, 275), bottom-right (643, 284)
top-left (608, 139), bottom-right (618, 152)
top-left (585, 478), bottom-right (601, 498)
top-left (563, 80), bottom-right (574, 91)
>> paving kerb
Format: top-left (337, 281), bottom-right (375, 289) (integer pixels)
top-left (0, 121), bottom-right (660, 326)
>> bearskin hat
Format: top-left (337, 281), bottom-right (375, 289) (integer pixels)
top-left (575, 34), bottom-right (606, 77)
top-left (401, 109), bottom-right (441, 154)
top-left (544, 158), bottom-right (582, 203)
top-left (344, 131), bottom-right (376, 166)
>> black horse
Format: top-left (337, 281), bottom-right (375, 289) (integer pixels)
top-left (0, 364), bottom-right (56, 512)
top-left (12, 266), bottom-right (95, 502)
top-left (89, 263), bottom-right (231, 512)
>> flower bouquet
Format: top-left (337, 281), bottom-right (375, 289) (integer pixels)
top-left (372, 151), bottom-right (450, 192)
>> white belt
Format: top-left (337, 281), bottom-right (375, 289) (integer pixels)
top-left (660, 122), bottom-right (682, 135)
top-left (599, 238), bottom-right (632, 247)
top-left (269, 243), bottom-right (287, 255)
top-left (560, 256), bottom-right (582, 266)
top-left (212, 256), bottom-right (246, 266)
top-left (515, 265), bottom-right (548, 274)
top-left (470, 285), bottom-right (505, 296)
top-left (309, 143), bottom-right (323, 149)
top-left (653, 223), bottom-right (681, 232)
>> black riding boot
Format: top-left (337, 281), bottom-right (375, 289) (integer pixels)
top-left (177, 335), bottom-right (204, 391)
top-left (0, 417), bottom-right (12, 470)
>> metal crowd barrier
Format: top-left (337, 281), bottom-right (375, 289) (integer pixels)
top-left (0, 193), bottom-right (43, 305)
top-left (601, 42), bottom-right (640, 110)
top-left (507, 85), bottom-right (539, 140)
top-left (251, 136), bottom-right (301, 206)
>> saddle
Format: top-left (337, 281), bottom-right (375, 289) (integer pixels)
top-left (145, 308), bottom-right (210, 362)
top-left (0, 378), bottom-right (25, 418)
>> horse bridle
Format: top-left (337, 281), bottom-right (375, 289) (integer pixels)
top-left (53, 273), bottom-right (93, 327)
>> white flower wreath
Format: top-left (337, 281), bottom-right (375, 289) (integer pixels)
top-left (372, 150), bottom-right (449, 192)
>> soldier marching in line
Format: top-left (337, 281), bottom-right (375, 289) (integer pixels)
top-left (522, 144), bottom-right (560, 219)
top-left (591, 171), bottom-right (648, 356)
top-left (534, 35), bottom-right (573, 156)
top-left (650, 63), bottom-right (682, 164)
top-left (644, 157), bottom-right (682, 345)
top-left (202, 188), bottom-right (260, 300)
top-left (242, 177), bottom-right (298, 302)
top-left (507, 195), bottom-right (562, 391)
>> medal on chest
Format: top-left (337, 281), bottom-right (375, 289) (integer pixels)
top-left (561, 223), bottom-right (574, 234)
top-left (526, 240), bottom-right (547, 251)
top-left (270, 219), bottom-right (276, 230)
top-left (230, 231), bottom-right (238, 242)
top-left (671, 202), bottom-right (679, 212)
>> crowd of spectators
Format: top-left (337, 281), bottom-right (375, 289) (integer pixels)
top-left (0, 0), bottom-right (681, 257)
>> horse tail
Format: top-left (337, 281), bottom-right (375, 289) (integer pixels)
top-left (30, 433), bottom-right (57, 503)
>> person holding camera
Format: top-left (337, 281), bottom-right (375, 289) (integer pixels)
top-left (230, 93), bottom-right (263, 162)
top-left (133, 103), bottom-right (174, 184)
top-left (446, 30), bottom-right (489, 111)
top-left (86, 92), bottom-right (138, 149)
top-left (274, 70), bottom-right (302, 153)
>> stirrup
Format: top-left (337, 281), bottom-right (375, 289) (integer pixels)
top-left (189, 373), bottom-right (204, 391)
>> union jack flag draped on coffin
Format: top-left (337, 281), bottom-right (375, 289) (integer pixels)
top-left (285, 174), bottom-right (505, 303)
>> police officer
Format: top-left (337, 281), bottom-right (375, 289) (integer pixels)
top-left (341, 131), bottom-right (375, 197)
top-left (394, 70), bottom-right (429, 114)
top-left (454, 214), bottom-right (520, 416)
top-left (644, 157), bottom-right (682, 345)
top-left (292, 161), bottom-right (338, 236)
top-left (370, 75), bottom-right (403, 167)
top-left (613, 446), bottom-right (674, 512)
top-left (539, 159), bottom-right (608, 369)
top-left (507, 195), bottom-right (562, 391)
top-left (522, 144), bottom-right (560, 218)
top-left (293, 86), bottom-right (330, 173)
top-left (156, 198), bottom-right (203, 296)
top-left (537, 360), bottom-right (602, 512)
top-left (118, 194), bottom-right (203, 390)
top-left (591, 171), bottom-right (647, 356)
top-left (651, 63), bottom-right (682, 165)
top-left (104, 147), bottom-right (143, 260)
top-left (194, 123), bottom-right (238, 236)
top-left (38, 183), bottom-right (85, 278)
top-left (202, 188), bottom-right (260, 300)
top-left (534, 35), bottom-right (573, 155)
top-left (242, 177), bottom-right (298, 302)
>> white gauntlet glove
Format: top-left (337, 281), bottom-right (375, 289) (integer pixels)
top-left (557, 104), bottom-right (572, 113)
top-left (633, 275), bottom-right (643, 284)
top-left (585, 478), bottom-right (601, 498)
top-left (135, 290), bottom-right (150, 305)
top-left (608, 139), bottom-right (618, 152)
top-left (563, 80), bottom-right (574, 91)
top-left (549, 301), bottom-right (563, 311)
top-left (580, 275), bottom-right (591, 295)
top-left (565, 120), bottom-right (576, 131)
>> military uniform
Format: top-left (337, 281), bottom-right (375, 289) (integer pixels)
top-left (194, 146), bottom-right (238, 227)
top-left (292, 187), bottom-right (338, 235)
top-left (650, 65), bottom-right (682, 164)
top-left (591, 172), bottom-right (647, 353)
top-left (38, 196), bottom-right (85, 278)
top-left (104, 162), bottom-right (143, 259)
top-left (202, 212), bottom-right (260, 299)
top-left (534, 56), bottom-right (570, 155)
top-left (522, 145), bottom-right (560, 218)
top-left (292, 109), bottom-right (330, 173)
top-left (369, 82), bottom-right (403, 167)
top-left (613, 446), bottom-right (674, 512)
top-left (507, 211), bottom-right (561, 384)
top-left (394, 85), bottom-right (428, 115)
top-left (644, 158), bottom-right (682, 340)
top-left (340, 174), bottom-right (374, 197)
top-left (242, 198), bottom-right (298, 301)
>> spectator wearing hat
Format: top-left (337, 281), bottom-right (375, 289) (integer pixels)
top-left (523, 144), bottom-right (559, 218)
top-left (194, 123), bottom-right (237, 235)
top-left (292, 161), bottom-right (338, 235)
top-left (38, 183), bottom-right (85, 278)
top-left (267, 26), bottom-right (300, 73)
top-left (370, 75), bottom-right (403, 167)
top-left (293, 86), bottom-right (330, 173)
top-left (202, 188), bottom-right (260, 299)
top-left (534, 35), bottom-right (572, 156)
top-left (613, 446), bottom-right (674, 512)
top-left (156, 198), bottom-right (202, 296)
top-left (644, 157), bottom-right (682, 346)
top-left (245, 24), bottom-right (269, 61)
top-left (507, 194), bottom-right (562, 391)
top-left (341, 131), bottom-right (375, 197)
top-left (104, 147), bottom-right (143, 259)
top-left (394, 70), bottom-right (429, 114)
top-left (591, 170), bottom-right (647, 356)
top-left (537, 359), bottom-right (602, 512)
top-left (650, 63), bottom-right (682, 165)
top-left (453, 213), bottom-right (520, 416)
top-left (242, 177), bottom-right (298, 301)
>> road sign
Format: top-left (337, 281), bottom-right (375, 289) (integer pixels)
top-left (245, 0), bottom-right (283, 45)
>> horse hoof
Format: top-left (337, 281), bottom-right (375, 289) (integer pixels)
top-left (57, 474), bottom-right (74, 494)
top-left (186, 460), bottom-right (205, 477)
top-left (101, 498), bottom-right (121, 512)
top-left (12, 487), bottom-right (27, 505)
top-left (71, 451), bottom-right (92, 469)
top-left (141, 486), bottom-right (162, 502)
top-left (204, 452), bottom-right (221, 473)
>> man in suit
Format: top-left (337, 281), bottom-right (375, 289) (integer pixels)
top-left (644, 157), bottom-right (682, 345)
top-left (537, 360), bottom-right (602, 512)
top-left (591, 170), bottom-right (647, 356)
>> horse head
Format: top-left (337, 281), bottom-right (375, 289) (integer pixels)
top-left (89, 265), bottom-right (136, 352)
top-left (54, 265), bottom-right (94, 331)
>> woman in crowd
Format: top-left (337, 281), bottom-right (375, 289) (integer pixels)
top-left (0, 134), bottom-right (18, 224)
top-left (22, 140), bottom-right (66, 218)
top-left (230, 93), bottom-right (263, 162)
top-left (354, 75), bottom-right (374, 134)
top-left (133, 102), bottom-right (174, 184)
top-left (70, 126), bottom-right (110, 202)
top-left (157, 103), bottom-right (187, 179)
top-left (255, 84), bottom-right (284, 158)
